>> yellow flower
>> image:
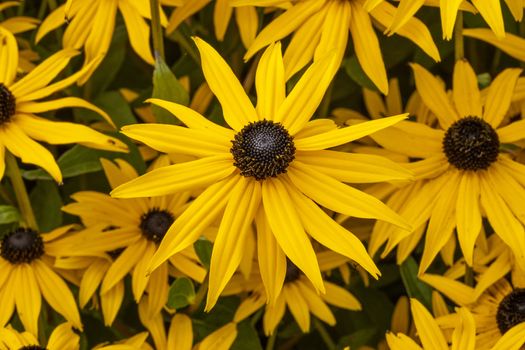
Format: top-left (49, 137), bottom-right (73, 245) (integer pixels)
top-left (111, 38), bottom-right (412, 310)
top-left (386, 298), bottom-right (476, 350)
top-left (36, 0), bottom-right (173, 83)
top-left (464, 28), bottom-right (525, 62)
top-left (422, 276), bottom-right (525, 350)
top-left (368, 0), bottom-right (520, 40)
top-left (0, 1), bottom-right (39, 36)
top-left (0, 29), bottom-right (127, 183)
top-left (0, 226), bottom-right (83, 336)
top-left (166, 0), bottom-right (275, 49)
top-left (0, 322), bottom-right (79, 350)
top-left (232, 0), bottom-right (440, 94)
top-left (58, 158), bottom-right (206, 324)
top-left (370, 59), bottom-right (525, 274)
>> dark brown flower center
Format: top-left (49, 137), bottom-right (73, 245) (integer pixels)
top-left (285, 258), bottom-right (301, 283)
top-left (231, 120), bottom-right (295, 181)
top-left (139, 209), bottom-right (174, 244)
top-left (1, 228), bottom-right (44, 264)
top-left (19, 346), bottom-right (47, 350)
top-left (0, 83), bottom-right (16, 124)
top-left (443, 116), bottom-right (499, 171)
top-left (496, 288), bottom-right (525, 334)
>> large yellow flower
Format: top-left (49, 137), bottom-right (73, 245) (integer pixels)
top-left (0, 226), bottom-right (83, 337)
top-left (0, 28), bottom-right (127, 183)
top-left (232, 0), bottom-right (440, 94)
top-left (111, 38), bottom-right (412, 310)
top-left (370, 60), bottom-right (525, 274)
top-left (0, 322), bottom-right (79, 350)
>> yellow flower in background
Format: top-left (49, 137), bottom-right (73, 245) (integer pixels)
top-left (0, 29), bottom-right (127, 183)
top-left (0, 1), bottom-right (39, 36)
top-left (112, 38), bottom-right (413, 311)
top-left (232, 0), bottom-right (440, 94)
top-left (0, 322), bottom-right (79, 350)
top-left (372, 60), bottom-right (525, 274)
top-left (0, 226), bottom-right (83, 337)
top-left (94, 332), bottom-right (152, 350)
top-left (386, 298), bottom-right (476, 350)
top-left (59, 158), bottom-right (206, 324)
top-left (464, 28), bottom-right (525, 63)
top-left (35, 0), bottom-right (173, 84)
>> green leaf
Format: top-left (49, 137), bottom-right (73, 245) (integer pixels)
top-left (23, 135), bottom-right (146, 180)
top-left (194, 238), bottom-right (213, 269)
top-left (167, 277), bottom-right (196, 310)
top-left (0, 205), bottom-right (20, 224)
top-left (231, 320), bottom-right (263, 350)
top-left (343, 56), bottom-right (378, 91)
top-left (30, 181), bottom-right (63, 232)
top-left (152, 55), bottom-right (189, 124)
top-left (400, 256), bottom-right (433, 309)
top-left (338, 328), bottom-right (377, 350)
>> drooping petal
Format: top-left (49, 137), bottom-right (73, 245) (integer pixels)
top-left (296, 280), bottom-right (335, 325)
top-left (79, 259), bottom-right (110, 308)
top-left (206, 178), bottom-right (261, 310)
top-left (470, 0), bottom-right (505, 39)
top-left (440, 0), bottom-right (463, 40)
top-left (119, 0), bottom-right (154, 64)
top-left (322, 281), bottom-right (361, 310)
top-left (193, 37), bottom-right (258, 131)
top-left (100, 281), bottom-right (125, 326)
top-left (14, 265), bottom-right (41, 336)
top-left (283, 283), bottom-right (310, 332)
top-left (409, 298), bottom-right (448, 350)
top-left (455, 172), bottom-right (482, 266)
top-left (84, 0), bottom-right (117, 64)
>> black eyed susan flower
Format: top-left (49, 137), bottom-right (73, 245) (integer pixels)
top-left (0, 29), bottom-right (127, 183)
top-left (232, 0), bottom-right (440, 94)
top-left (0, 226), bottom-right (83, 337)
top-left (111, 38), bottom-right (413, 310)
top-left (0, 322), bottom-right (79, 350)
top-left (59, 158), bottom-right (206, 325)
top-left (370, 59), bottom-right (525, 274)
top-left (386, 298), bottom-right (476, 350)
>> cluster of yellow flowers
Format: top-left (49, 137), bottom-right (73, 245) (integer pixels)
top-left (1, 0), bottom-right (525, 349)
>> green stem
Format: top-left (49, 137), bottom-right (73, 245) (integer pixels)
top-left (313, 318), bottom-right (336, 350)
top-left (5, 152), bottom-right (38, 230)
top-left (149, 0), bottom-right (165, 61)
top-left (465, 265), bottom-right (474, 287)
top-left (188, 274), bottom-right (208, 313)
top-left (454, 11), bottom-right (464, 61)
top-left (266, 331), bottom-right (277, 350)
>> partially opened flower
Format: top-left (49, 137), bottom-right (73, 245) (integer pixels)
top-left (111, 38), bottom-right (412, 310)
top-left (370, 59), bottom-right (525, 274)
top-left (0, 322), bottom-right (79, 350)
top-left (386, 298), bottom-right (476, 350)
top-left (59, 158), bottom-right (206, 324)
top-left (0, 28), bottom-right (127, 183)
top-left (232, 0), bottom-right (440, 94)
top-left (0, 226), bottom-right (83, 336)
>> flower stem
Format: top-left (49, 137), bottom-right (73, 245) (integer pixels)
top-left (454, 11), bottom-right (464, 61)
top-left (149, 0), bottom-right (165, 60)
top-left (313, 318), bottom-right (336, 350)
top-left (266, 330), bottom-right (277, 350)
top-left (6, 152), bottom-right (38, 230)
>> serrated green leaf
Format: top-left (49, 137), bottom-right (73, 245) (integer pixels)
top-left (400, 256), bottom-right (433, 309)
top-left (194, 238), bottom-right (213, 269)
top-left (152, 55), bottom-right (189, 124)
top-left (0, 205), bottom-right (20, 224)
top-left (167, 277), bottom-right (196, 310)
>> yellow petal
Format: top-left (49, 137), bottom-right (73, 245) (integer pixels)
top-left (167, 314), bottom-right (193, 350)
top-left (234, 293), bottom-right (266, 323)
top-left (144, 262), bottom-right (168, 319)
top-left (79, 259), bottom-right (110, 308)
top-left (288, 162), bottom-right (411, 230)
top-left (349, 1), bottom-right (388, 94)
top-left (497, 119), bottom-right (525, 143)
top-left (296, 280), bottom-right (335, 325)
top-left (471, 0), bottom-right (505, 39)
top-left (14, 265), bottom-right (41, 336)
top-left (283, 283), bottom-right (310, 332)
top-left (84, 0), bottom-right (117, 64)
top-left (101, 240), bottom-right (147, 294)
top-left (322, 281), bottom-right (361, 310)
top-left (409, 298), bottom-right (448, 350)
top-left (464, 29), bottom-right (525, 61)
top-left (213, 0), bottom-right (233, 42)
top-left (294, 114), bottom-right (408, 150)
top-left (453, 59), bottom-right (482, 118)
top-left (451, 307), bottom-right (476, 350)
top-left (483, 68), bottom-right (522, 128)
top-left (198, 322), bottom-right (237, 350)
top-left (386, 332), bottom-right (422, 350)
top-left (490, 323), bottom-right (525, 350)
top-left (255, 42), bottom-right (285, 120)
top-left (235, 7), bottom-right (258, 49)
top-left (47, 323), bottom-right (79, 350)
top-left (0, 28), bottom-right (18, 86)
top-left (33, 260), bottom-right (82, 330)
top-left (119, 0), bottom-right (154, 64)
top-left (131, 242), bottom-right (155, 302)
top-left (166, 0), bottom-right (211, 34)
top-left (440, 0), bottom-right (463, 40)
top-left (110, 155), bottom-right (234, 198)
top-left (419, 274), bottom-right (474, 306)
top-left (455, 173), bottom-right (481, 266)
top-left (193, 37), bottom-right (257, 131)
top-left (263, 294), bottom-right (286, 335)
top-left (35, 4), bottom-right (67, 43)
top-left (386, 0), bottom-right (425, 34)
top-left (206, 178), bottom-right (261, 310)
top-left (101, 281), bottom-right (125, 326)
top-left (262, 178), bottom-right (324, 293)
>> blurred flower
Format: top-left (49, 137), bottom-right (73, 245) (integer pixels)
top-left (112, 38), bottom-right (412, 310)
top-left (0, 1), bottom-right (39, 36)
top-left (234, 0), bottom-right (440, 94)
top-left (0, 322), bottom-right (79, 350)
top-left (464, 28), bottom-right (525, 62)
top-left (94, 332), bottom-right (152, 350)
top-left (0, 29), bottom-right (127, 182)
top-left (0, 225), bottom-right (83, 336)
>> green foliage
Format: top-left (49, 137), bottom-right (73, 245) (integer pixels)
top-left (167, 277), bottom-right (196, 310)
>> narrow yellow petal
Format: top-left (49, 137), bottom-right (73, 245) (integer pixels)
top-left (84, 0), bottom-right (117, 65)
top-left (262, 178), bottom-right (324, 293)
top-left (255, 42), bottom-right (285, 120)
top-left (440, 0), bottom-right (463, 40)
top-left (35, 4), bottom-right (67, 44)
top-left (386, 332), bottom-right (422, 350)
top-left (483, 68), bottom-right (522, 128)
top-left (391, 296), bottom-right (410, 334)
top-left (167, 314), bottom-right (193, 350)
top-left (451, 308), bottom-right (476, 350)
top-left (409, 298), bottom-right (448, 350)
top-left (419, 274), bottom-right (474, 306)
top-left (283, 283), bottom-right (310, 332)
top-left (165, 0), bottom-right (210, 34)
top-left (294, 114), bottom-right (408, 151)
top-left (386, 0), bottom-right (425, 34)
top-left (101, 281), bottom-right (124, 326)
top-left (79, 259), bottom-right (110, 308)
top-left (263, 294), bottom-right (286, 335)
top-left (473, 251), bottom-right (511, 299)
top-left (497, 119), bottom-right (525, 143)
top-left (131, 242), bottom-right (155, 302)
top-left (322, 281), bottom-right (361, 310)
top-left (471, 0), bottom-right (505, 39)
top-left (198, 322), bottom-right (237, 350)
top-left (193, 37), bottom-right (258, 130)
top-left (235, 7), bottom-right (258, 49)
top-left (47, 323), bottom-right (79, 350)
top-left (0, 28), bottom-right (18, 86)
top-left (213, 0), bottom-right (233, 41)
top-left (206, 178), bottom-right (261, 310)
top-left (234, 293), bottom-right (266, 323)
top-left (464, 29), bottom-right (525, 61)
top-left (453, 59), bottom-right (482, 118)
top-left (490, 323), bottom-right (525, 350)
top-left (119, 0), bottom-right (154, 64)
top-left (296, 280), bottom-right (335, 325)
top-left (456, 173), bottom-right (481, 266)
top-left (144, 262), bottom-right (168, 319)
top-left (101, 240), bottom-right (147, 294)
top-left (14, 265), bottom-right (41, 336)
